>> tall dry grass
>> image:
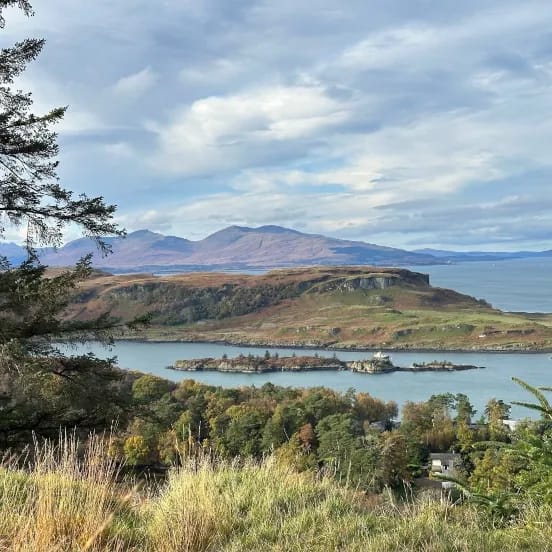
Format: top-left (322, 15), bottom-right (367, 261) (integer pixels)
top-left (1, 437), bottom-right (552, 551)
top-left (0, 434), bottom-right (139, 552)
top-left (146, 456), bottom-right (375, 551)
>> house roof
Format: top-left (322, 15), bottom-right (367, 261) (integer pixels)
top-left (430, 453), bottom-right (461, 462)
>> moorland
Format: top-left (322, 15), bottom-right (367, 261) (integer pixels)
top-left (65, 266), bottom-right (552, 351)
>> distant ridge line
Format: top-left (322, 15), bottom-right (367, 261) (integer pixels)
top-left (1, 224), bottom-right (550, 271)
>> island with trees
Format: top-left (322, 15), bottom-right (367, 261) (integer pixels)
top-left (171, 352), bottom-right (484, 374)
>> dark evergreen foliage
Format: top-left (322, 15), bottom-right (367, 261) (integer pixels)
top-left (0, 3), bottom-right (127, 446)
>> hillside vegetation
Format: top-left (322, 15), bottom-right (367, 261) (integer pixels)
top-left (65, 266), bottom-right (552, 350)
top-left (3, 435), bottom-right (552, 552)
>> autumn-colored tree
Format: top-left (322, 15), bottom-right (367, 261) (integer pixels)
top-left (353, 392), bottom-right (397, 424)
top-left (297, 423), bottom-right (316, 452)
top-left (124, 435), bottom-right (152, 466)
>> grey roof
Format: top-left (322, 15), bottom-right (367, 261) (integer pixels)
top-left (430, 453), bottom-right (461, 461)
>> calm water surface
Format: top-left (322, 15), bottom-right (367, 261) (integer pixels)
top-left (411, 258), bottom-right (552, 313)
top-left (69, 341), bottom-right (552, 419)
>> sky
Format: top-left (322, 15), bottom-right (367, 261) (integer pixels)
top-left (2, 0), bottom-right (552, 250)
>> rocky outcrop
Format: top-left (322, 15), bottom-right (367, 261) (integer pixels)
top-left (409, 361), bottom-right (484, 372)
top-left (348, 359), bottom-right (395, 373)
top-left (172, 355), bottom-right (345, 373)
top-left (309, 271), bottom-right (430, 294)
top-left (171, 355), bottom-right (484, 374)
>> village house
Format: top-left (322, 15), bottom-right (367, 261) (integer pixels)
top-left (502, 419), bottom-right (520, 431)
top-left (429, 453), bottom-right (462, 489)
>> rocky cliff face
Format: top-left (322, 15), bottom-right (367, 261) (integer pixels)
top-left (311, 270), bottom-right (430, 294)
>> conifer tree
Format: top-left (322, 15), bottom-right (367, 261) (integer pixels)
top-left (0, 2), bottom-right (129, 446)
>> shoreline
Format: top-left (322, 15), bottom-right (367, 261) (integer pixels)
top-left (111, 335), bottom-right (552, 354)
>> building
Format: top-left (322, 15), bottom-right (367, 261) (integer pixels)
top-left (430, 452), bottom-right (462, 474)
top-left (429, 453), bottom-right (462, 489)
top-left (502, 419), bottom-right (520, 432)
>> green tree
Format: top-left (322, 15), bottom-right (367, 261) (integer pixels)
top-left (0, 3), bottom-right (119, 251)
top-left (455, 393), bottom-right (476, 424)
top-left (316, 413), bottom-right (380, 490)
top-left (379, 430), bottom-right (410, 487)
top-left (213, 404), bottom-right (270, 457)
top-left (485, 399), bottom-right (511, 441)
top-left (262, 401), bottom-right (305, 451)
top-left (456, 419), bottom-right (475, 453)
top-left (316, 413), bottom-right (359, 467)
top-left (302, 388), bottom-right (348, 425)
top-left (460, 380), bottom-right (552, 512)
top-left (511, 377), bottom-right (552, 420)
top-left (0, 2), bottom-right (127, 446)
top-left (132, 375), bottom-right (174, 403)
top-left (123, 435), bottom-right (152, 466)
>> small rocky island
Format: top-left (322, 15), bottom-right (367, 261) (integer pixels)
top-left (170, 352), bottom-right (484, 374)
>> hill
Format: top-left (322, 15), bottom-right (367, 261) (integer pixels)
top-left (1, 226), bottom-right (438, 270)
top-left (65, 266), bottom-right (552, 351)
top-left (5, 226), bottom-right (552, 271)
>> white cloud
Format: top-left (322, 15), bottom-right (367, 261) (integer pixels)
top-left (179, 58), bottom-right (245, 85)
top-left (337, 4), bottom-right (550, 73)
top-left (4, 0), bottom-right (552, 249)
top-left (150, 84), bottom-right (350, 175)
top-left (117, 184), bottom-right (552, 250)
top-left (14, 74), bottom-right (107, 135)
top-left (113, 66), bottom-right (158, 98)
top-left (104, 142), bottom-right (134, 158)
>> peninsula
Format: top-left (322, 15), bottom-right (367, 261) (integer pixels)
top-left (171, 353), bottom-right (484, 374)
top-left (65, 266), bottom-right (552, 352)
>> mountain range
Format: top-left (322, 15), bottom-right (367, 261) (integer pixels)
top-left (1, 225), bottom-right (551, 271)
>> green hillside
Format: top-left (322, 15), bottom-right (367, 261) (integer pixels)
top-left (65, 267), bottom-right (552, 351)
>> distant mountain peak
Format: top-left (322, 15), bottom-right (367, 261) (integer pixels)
top-left (254, 225), bottom-right (302, 234)
top-left (206, 224), bottom-right (302, 237)
top-left (0, 224), bottom-right (442, 270)
top-left (127, 229), bottom-right (163, 238)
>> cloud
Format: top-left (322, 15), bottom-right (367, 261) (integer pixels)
top-left (104, 142), bottom-right (134, 158)
top-left (150, 84), bottom-right (351, 175)
top-left (118, 186), bottom-right (552, 250)
top-left (2, 0), bottom-right (552, 249)
top-left (113, 66), bottom-right (158, 98)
